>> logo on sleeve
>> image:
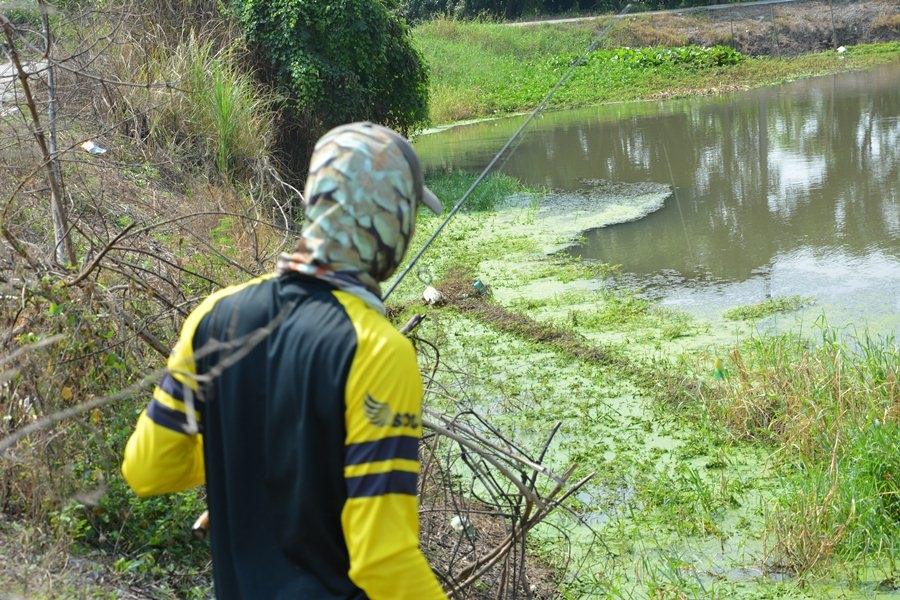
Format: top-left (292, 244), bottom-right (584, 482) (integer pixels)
top-left (364, 394), bottom-right (420, 428)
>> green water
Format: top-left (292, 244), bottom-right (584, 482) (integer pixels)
top-left (418, 65), bottom-right (900, 334)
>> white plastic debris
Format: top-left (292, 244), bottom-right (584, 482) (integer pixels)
top-left (422, 285), bottom-right (447, 306)
top-left (81, 140), bottom-right (107, 155)
top-left (837, 46), bottom-right (847, 54)
top-left (450, 515), bottom-right (471, 533)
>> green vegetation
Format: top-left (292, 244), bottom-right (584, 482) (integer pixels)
top-left (232, 0), bottom-right (429, 172)
top-left (414, 17), bottom-right (900, 123)
top-left (424, 170), bottom-right (536, 211)
top-left (723, 295), bottom-right (811, 321)
top-left (128, 34), bottom-right (275, 180)
top-left (391, 168), bottom-right (899, 594)
top-left (700, 330), bottom-right (898, 574)
top-left (608, 44), bottom-right (743, 68)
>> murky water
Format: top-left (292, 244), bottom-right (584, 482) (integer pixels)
top-left (417, 66), bottom-right (899, 334)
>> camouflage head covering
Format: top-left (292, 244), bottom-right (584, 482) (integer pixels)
top-left (276, 122), bottom-right (442, 313)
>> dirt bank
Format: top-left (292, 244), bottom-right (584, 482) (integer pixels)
top-left (515, 0), bottom-right (900, 57)
top-left (610, 0), bottom-right (899, 56)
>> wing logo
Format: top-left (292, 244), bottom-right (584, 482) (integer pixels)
top-left (364, 394), bottom-right (393, 427)
top-left (363, 394), bottom-right (420, 428)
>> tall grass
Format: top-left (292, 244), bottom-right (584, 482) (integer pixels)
top-left (122, 33), bottom-right (275, 180)
top-left (770, 420), bottom-right (899, 575)
top-left (704, 329), bottom-right (898, 574)
top-left (163, 35), bottom-right (275, 179)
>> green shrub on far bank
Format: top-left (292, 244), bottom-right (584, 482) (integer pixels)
top-left (605, 45), bottom-right (743, 68)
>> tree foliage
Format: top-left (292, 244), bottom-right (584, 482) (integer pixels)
top-left (231, 0), bottom-right (430, 176)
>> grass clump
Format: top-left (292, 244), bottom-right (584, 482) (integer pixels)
top-left (704, 329), bottom-right (898, 574)
top-left (723, 295), bottom-right (810, 321)
top-left (122, 33), bottom-right (275, 180)
top-left (635, 461), bottom-right (744, 537)
top-left (771, 420), bottom-right (899, 575)
top-left (571, 291), bottom-right (650, 329)
top-left (424, 170), bottom-right (536, 212)
top-left (162, 35), bottom-right (274, 179)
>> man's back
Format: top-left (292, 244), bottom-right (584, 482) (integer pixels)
top-left (198, 274), bottom-right (359, 598)
top-left (123, 273), bottom-right (444, 598)
top-left (122, 121), bottom-right (447, 599)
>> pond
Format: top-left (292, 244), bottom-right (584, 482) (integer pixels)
top-left (417, 65), bottom-right (899, 335)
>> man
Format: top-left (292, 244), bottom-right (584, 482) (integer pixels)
top-left (121, 122), bottom-right (447, 599)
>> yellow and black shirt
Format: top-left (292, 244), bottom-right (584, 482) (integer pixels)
top-left (122, 273), bottom-right (446, 599)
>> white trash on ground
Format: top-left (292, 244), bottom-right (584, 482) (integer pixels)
top-left (81, 140), bottom-right (108, 155)
top-left (423, 285), bottom-right (447, 305)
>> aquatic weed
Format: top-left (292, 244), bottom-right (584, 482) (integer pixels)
top-left (723, 295), bottom-right (811, 321)
top-left (602, 45), bottom-right (744, 69)
top-left (423, 170), bottom-right (537, 212)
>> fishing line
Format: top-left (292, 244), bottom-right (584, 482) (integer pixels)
top-left (384, 3), bottom-right (634, 300)
top-left (661, 143), bottom-right (697, 267)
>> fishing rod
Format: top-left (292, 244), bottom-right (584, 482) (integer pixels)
top-left (383, 2), bottom-right (634, 300)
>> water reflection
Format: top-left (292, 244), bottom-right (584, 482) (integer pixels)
top-left (417, 66), bottom-right (899, 329)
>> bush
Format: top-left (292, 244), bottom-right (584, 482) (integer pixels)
top-left (604, 45), bottom-right (744, 69)
top-left (231, 0), bottom-right (430, 176)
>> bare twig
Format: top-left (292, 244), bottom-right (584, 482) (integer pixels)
top-left (1, 14), bottom-right (75, 265)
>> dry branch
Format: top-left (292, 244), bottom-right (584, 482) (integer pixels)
top-left (1, 14), bottom-right (75, 266)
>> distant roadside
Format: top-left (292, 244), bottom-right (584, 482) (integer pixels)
top-left (597, 0), bottom-right (898, 55)
top-left (511, 0), bottom-right (897, 49)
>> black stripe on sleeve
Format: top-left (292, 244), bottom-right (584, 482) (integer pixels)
top-left (346, 471), bottom-right (418, 498)
top-left (159, 373), bottom-right (186, 401)
top-left (146, 399), bottom-right (191, 433)
top-left (345, 436), bottom-right (419, 466)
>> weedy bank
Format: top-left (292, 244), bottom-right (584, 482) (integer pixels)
top-left (386, 170), bottom-right (899, 596)
top-left (1, 4), bottom-right (583, 598)
top-left (414, 14), bottom-right (900, 123)
top-left (700, 330), bottom-right (898, 577)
